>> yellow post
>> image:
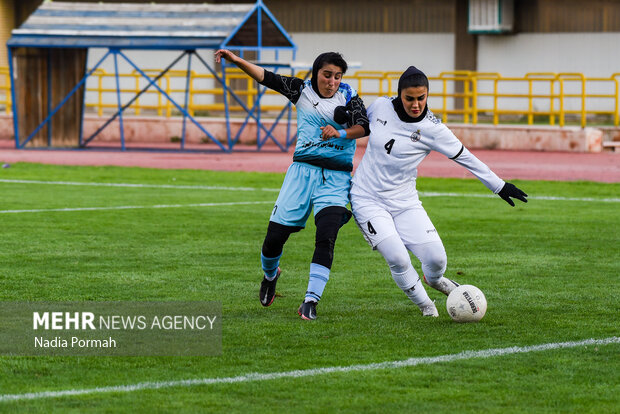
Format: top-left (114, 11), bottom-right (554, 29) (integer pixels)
top-left (559, 79), bottom-right (565, 127)
top-left (98, 70), bottom-right (103, 117)
top-left (527, 79), bottom-right (533, 125)
top-left (493, 78), bottom-right (498, 125)
top-left (134, 72), bottom-right (140, 116)
top-left (581, 74), bottom-right (586, 128)
top-left (614, 74), bottom-right (620, 127)
top-left (463, 76), bottom-right (470, 124)
top-left (247, 74), bottom-right (253, 108)
top-left (549, 77), bottom-right (556, 126)
top-left (189, 70), bottom-right (194, 117)
top-left (165, 74), bottom-right (172, 118)
top-left (471, 75), bottom-right (478, 125)
top-left (156, 74), bottom-right (162, 117)
top-left (3, 68), bottom-right (10, 114)
top-left (442, 78), bottom-right (448, 123)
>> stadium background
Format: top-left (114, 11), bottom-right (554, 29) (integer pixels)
top-left (2, 0), bottom-right (620, 152)
top-left (2, 0), bottom-right (620, 76)
top-left (0, 0), bottom-right (618, 179)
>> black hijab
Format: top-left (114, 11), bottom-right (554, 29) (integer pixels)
top-left (392, 66), bottom-right (429, 123)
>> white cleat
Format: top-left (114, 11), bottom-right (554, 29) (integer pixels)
top-left (424, 275), bottom-right (459, 296)
top-left (419, 302), bottom-right (439, 317)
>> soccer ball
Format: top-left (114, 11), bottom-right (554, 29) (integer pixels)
top-left (446, 284), bottom-right (487, 323)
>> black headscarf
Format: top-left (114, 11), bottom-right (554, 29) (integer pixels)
top-left (393, 66), bottom-right (429, 123)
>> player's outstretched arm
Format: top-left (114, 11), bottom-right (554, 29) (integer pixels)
top-left (214, 49), bottom-right (265, 83)
top-left (498, 182), bottom-right (528, 207)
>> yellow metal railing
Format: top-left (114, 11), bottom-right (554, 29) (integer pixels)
top-left (0, 67), bottom-right (11, 114)
top-left (1, 67), bottom-right (619, 127)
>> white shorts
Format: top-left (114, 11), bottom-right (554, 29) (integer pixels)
top-left (351, 192), bottom-right (441, 249)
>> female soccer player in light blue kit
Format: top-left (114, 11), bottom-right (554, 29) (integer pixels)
top-left (215, 49), bottom-right (370, 320)
top-left (349, 66), bottom-right (528, 317)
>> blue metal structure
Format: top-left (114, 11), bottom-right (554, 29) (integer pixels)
top-left (7, 1), bottom-right (298, 152)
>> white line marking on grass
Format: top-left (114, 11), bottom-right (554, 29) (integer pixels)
top-left (0, 201), bottom-right (273, 214)
top-left (0, 179), bottom-right (280, 193)
top-left (1, 179), bottom-right (617, 203)
top-left (0, 336), bottom-right (617, 403)
top-left (419, 192), bottom-right (620, 203)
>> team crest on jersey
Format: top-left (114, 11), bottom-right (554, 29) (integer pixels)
top-left (410, 129), bottom-right (422, 142)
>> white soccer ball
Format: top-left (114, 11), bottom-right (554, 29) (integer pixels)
top-left (446, 284), bottom-right (487, 323)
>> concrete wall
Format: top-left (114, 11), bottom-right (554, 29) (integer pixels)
top-left (477, 33), bottom-right (620, 113)
top-left (288, 33), bottom-right (454, 75)
top-left (84, 31), bottom-right (620, 114)
top-left (84, 33), bottom-right (455, 111)
top-left (0, 114), bottom-right (609, 153)
top-left (477, 33), bottom-right (620, 77)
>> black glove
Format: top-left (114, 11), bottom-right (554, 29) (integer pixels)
top-left (333, 106), bottom-right (351, 125)
top-left (498, 182), bottom-right (528, 207)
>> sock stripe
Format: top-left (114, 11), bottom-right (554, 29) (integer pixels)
top-left (309, 275), bottom-right (329, 283)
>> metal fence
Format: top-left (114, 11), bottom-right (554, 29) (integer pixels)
top-left (1, 67), bottom-right (618, 127)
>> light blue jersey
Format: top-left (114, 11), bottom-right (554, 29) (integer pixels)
top-left (260, 70), bottom-right (368, 172)
top-left (258, 70), bottom-right (369, 225)
top-left (292, 80), bottom-right (357, 171)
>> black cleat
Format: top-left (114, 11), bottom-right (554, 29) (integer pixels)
top-left (259, 268), bottom-right (281, 307)
top-left (297, 301), bottom-right (317, 320)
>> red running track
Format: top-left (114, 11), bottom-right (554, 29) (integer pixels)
top-left (0, 141), bottom-right (618, 183)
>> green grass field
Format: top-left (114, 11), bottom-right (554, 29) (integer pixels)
top-left (0, 163), bottom-right (618, 413)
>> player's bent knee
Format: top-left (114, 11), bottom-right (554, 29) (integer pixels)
top-left (311, 206), bottom-right (351, 268)
top-left (421, 253), bottom-right (447, 282)
top-left (377, 235), bottom-right (410, 274)
top-left (315, 206), bottom-right (352, 230)
top-left (412, 241), bottom-right (447, 282)
top-left (382, 249), bottom-right (410, 274)
top-left (262, 221), bottom-right (301, 258)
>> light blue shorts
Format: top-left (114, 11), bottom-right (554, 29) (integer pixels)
top-left (270, 162), bottom-right (352, 228)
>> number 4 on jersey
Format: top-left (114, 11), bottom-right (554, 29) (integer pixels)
top-left (384, 139), bottom-right (395, 154)
top-left (367, 221), bottom-right (377, 235)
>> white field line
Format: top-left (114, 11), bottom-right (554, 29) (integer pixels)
top-left (1, 179), bottom-right (618, 203)
top-left (0, 179), bottom-right (280, 193)
top-left (0, 336), bottom-right (617, 403)
top-left (0, 201), bottom-right (273, 214)
top-left (420, 192), bottom-right (620, 203)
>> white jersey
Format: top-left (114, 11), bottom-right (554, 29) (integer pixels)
top-left (351, 97), bottom-right (504, 205)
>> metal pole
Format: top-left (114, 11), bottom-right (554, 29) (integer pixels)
top-left (8, 47), bottom-right (20, 148)
top-left (113, 49), bottom-right (126, 150)
top-left (181, 51), bottom-right (194, 150)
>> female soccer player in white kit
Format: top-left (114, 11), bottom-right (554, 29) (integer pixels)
top-left (349, 66), bottom-right (528, 317)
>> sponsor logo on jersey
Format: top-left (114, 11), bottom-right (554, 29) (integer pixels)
top-left (376, 118), bottom-right (387, 126)
top-left (427, 111), bottom-right (441, 124)
top-left (301, 141), bottom-right (345, 151)
top-left (312, 100), bottom-right (320, 107)
top-left (410, 129), bottom-right (422, 142)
